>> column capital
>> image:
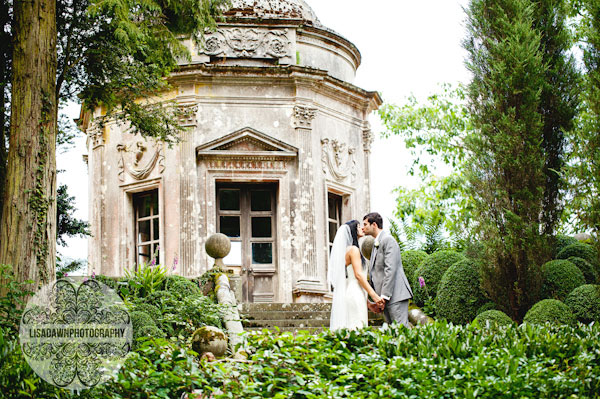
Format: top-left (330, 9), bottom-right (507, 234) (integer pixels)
top-left (293, 106), bottom-right (317, 129)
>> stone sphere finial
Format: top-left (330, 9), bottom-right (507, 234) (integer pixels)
top-left (360, 235), bottom-right (375, 260)
top-left (205, 233), bottom-right (231, 268)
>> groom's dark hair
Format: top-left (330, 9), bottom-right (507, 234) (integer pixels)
top-left (363, 212), bottom-right (383, 229)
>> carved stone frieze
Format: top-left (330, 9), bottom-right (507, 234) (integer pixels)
top-left (206, 159), bottom-right (287, 170)
top-left (116, 140), bottom-right (164, 181)
top-left (321, 138), bottom-right (357, 183)
top-left (200, 28), bottom-right (291, 60)
top-left (293, 106), bottom-right (316, 129)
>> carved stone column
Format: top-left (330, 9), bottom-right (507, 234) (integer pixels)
top-left (292, 105), bottom-right (324, 297)
top-left (362, 122), bottom-right (374, 212)
top-left (88, 122), bottom-right (106, 275)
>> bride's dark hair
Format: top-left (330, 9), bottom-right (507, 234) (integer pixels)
top-left (345, 220), bottom-right (360, 248)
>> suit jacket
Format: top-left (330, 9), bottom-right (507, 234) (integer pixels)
top-left (369, 231), bottom-right (413, 304)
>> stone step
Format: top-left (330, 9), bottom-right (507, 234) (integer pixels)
top-left (240, 310), bottom-right (331, 321)
top-left (245, 326), bottom-right (326, 334)
top-left (239, 303), bottom-right (332, 312)
top-left (244, 318), bottom-right (330, 328)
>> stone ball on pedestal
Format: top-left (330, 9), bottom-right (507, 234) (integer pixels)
top-left (205, 233), bottom-right (231, 260)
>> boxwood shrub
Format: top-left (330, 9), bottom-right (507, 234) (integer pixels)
top-left (557, 242), bottom-right (598, 269)
top-left (412, 250), bottom-right (465, 306)
top-left (567, 256), bottom-right (598, 284)
top-left (476, 302), bottom-right (498, 315)
top-left (473, 309), bottom-right (514, 327)
top-left (164, 275), bottom-right (201, 300)
top-left (554, 234), bottom-right (578, 257)
top-left (130, 310), bottom-right (157, 340)
top-left (523, 299), bottom-right (575, 326)
top-left (401, 250), bottom-right (428, 287)
top-left (564, 284), bottom-right (600, 324)
top-left (541, 260), bottom-right (585, 301)
top-left (436, 259), bottom-right (486, 324)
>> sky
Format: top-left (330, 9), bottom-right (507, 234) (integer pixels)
top-left (56, 0), bottom-right (471, 262)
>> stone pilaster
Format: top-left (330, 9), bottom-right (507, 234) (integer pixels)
top-left (362, 122), bottom-right (374, 212)
top-left (292, 105), bottom-right (326, 299)
top-left (88, 122), bottom-right (106, 275)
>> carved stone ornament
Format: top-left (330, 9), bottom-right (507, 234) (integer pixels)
top-left (363, 128), bottom-right (374, 153)
top-left (178, 104), bottom-right (199, 127)
top-left (293, 106), bottom-right (316, 129)
top-left (321, 138), bottom-right (357, 183)
top-left (199, 28), bottom-right (291, 60)
top-left (87, 124), bottom-right (105, 148)
top-left (117, 140), bottom-right (164, 182)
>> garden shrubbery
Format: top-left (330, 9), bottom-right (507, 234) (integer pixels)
top-left (473, 310), bottom-right (514, 327)
top-left (567, 256), bottom-right (598, 283)
top-left (541, 260), bottom-right (585, 301)
top-left (564, 284), bottom-right (600, 324)
top-left (557, 242), bottom-right (599, 269)
top-left (435, 259), bottom-right (486, 324)
top-left (523, 299), bottom-right (575, 326)
top-left (164, 275), bottom-right (201, 299)
top-left (412, 250), bottom-right (465, 306)
top-left (554, 234), bottom-right (578, 257)
top-left (401, 250), bottom-right (428, 286)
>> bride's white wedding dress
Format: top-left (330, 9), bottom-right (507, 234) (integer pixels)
top-left (328, 224), bottom-right (368, 331)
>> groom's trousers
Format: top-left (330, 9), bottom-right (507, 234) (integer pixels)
top-left (384, 299), bottom-right (409, 328)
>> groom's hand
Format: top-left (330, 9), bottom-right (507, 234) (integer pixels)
top-left (367, 301), bottom-right (381, 314)
top-left (376, 298), bottom-right (386, 311)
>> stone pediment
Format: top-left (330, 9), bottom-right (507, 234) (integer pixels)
top-left (196, 127), bottom-right (297, 161)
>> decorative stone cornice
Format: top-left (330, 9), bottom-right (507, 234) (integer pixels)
top-left (293, 106), bottom-right (317, 129)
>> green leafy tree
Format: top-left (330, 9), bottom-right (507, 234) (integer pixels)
top-left (0, 0), bottom-right (229, 291)
top-left (567, 0), bottom-right (600, 258)
top-left (56, 183), bottom-right (89, 247)
top-left (464, 0), bottom-right (577, 320)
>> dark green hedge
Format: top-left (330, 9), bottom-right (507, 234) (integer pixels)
top-left (401, 250), bottom-right (428, 287)
top-left (523, 299), bottom-right (575, 326)
top-left (557, 242), bottom-right (598, 269)
top-left (567, 256), bottom-right (598, 284)
top-left (541, 260), bottom-right (585, 301)
top-left (473, 310), bottom-right (514, 327)
top-left (413, 250), bottom-right (465, 306)
top-left (436, 259), bottom-right (486, 324)
top-left (564, 284), bottom-right (600, 324)
top-left (554, 234), bottom-right (578, 257)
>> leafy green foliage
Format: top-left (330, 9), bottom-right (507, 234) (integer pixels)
top-left (132, 302), bottom-right (161, 323)
top-left (412, 250), bottom-right (465, 307)
top-left (436, 259), bottom-right (487, 324)
top-left (557, 242), bottom-right (599, 268)
top-left (123, 261), bottom-right (168, 299)
top-left (400, 250), bottom-right (428, 287)
top-left (476, 302), bottom-right (498, 315)
top-left (554, 234), bottom-right (579, 257)
top-left (195, 322), bottom-right (600, 398)
top-left (164, 275), bottom-right (201, 300)
top-left (523, 299), bottom-right (575, 326)
top-left (473, 309), bottom-right (514, 327)
top-left (567, 256), bottom-right (598, 284)
top-left (564, 284), bottom-right (600, 323)
top-left (0, 265), bottom-right (33, 337)
top-left (541, 260), bottom-right (586, 300)
top-left (464, 0), bottom-right (557, 320)
top-left (56, 184), bottom-right (90, 247)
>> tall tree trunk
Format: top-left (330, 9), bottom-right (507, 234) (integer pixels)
top-left (0, 0), bottom-right (57, 289)
top-left (0, 0), bottom-right (9, 224)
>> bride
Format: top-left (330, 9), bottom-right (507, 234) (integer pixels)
top-left (328, 220), bottom-right (382, 330)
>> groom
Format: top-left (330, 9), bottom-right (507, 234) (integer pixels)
top-left (363, 212), bottom-right (413, 327)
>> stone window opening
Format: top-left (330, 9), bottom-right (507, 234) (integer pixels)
top-left (327, 192), bottom-right (343, 253)
top-left (133, 189), bottom-right (160, 268)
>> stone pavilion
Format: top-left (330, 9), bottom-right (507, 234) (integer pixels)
top-left (79, 0), bottom-right (382, 303)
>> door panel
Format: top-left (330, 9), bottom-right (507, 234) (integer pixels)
top-left (217, 183), bottom-right (277, 303)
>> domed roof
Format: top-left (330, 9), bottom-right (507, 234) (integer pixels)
top-left (225, 0), bottom-right (322, 26)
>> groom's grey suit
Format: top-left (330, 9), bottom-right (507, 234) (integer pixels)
top-left (369, 231), bottom-right (413, 327)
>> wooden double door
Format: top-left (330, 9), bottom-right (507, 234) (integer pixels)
top-left (217, 183), bottom-right (277, 303)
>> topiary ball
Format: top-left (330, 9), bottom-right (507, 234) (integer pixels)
top-left (567, 257), bottom-right (598, 284)
top-left (557, 242), bottom-right (598, 269)
top-left (473, 310), bottom-right (514, 328)
top-left (476, 302), bottom-right (498, 316)
top-left (523, 299), bottom-right (575, 326)
top-left (401, 250), bottom-right (429, 287)
top-left (412, 250), bottom-right (465, 306)
top-left (130, 311), bottom-right (158, 340)
top-left (133, 303), bottom-right (161, 323)
top-left (564, 284), bottom-right (600, 324)
top-left (164, 275), bottom-right (201, 300)
top-left (554, 234), bottom-right (578, 257)
top-left (541, 260), bottom-right (585, 301)
top-left (435, 259), bottom-right (487, 324)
